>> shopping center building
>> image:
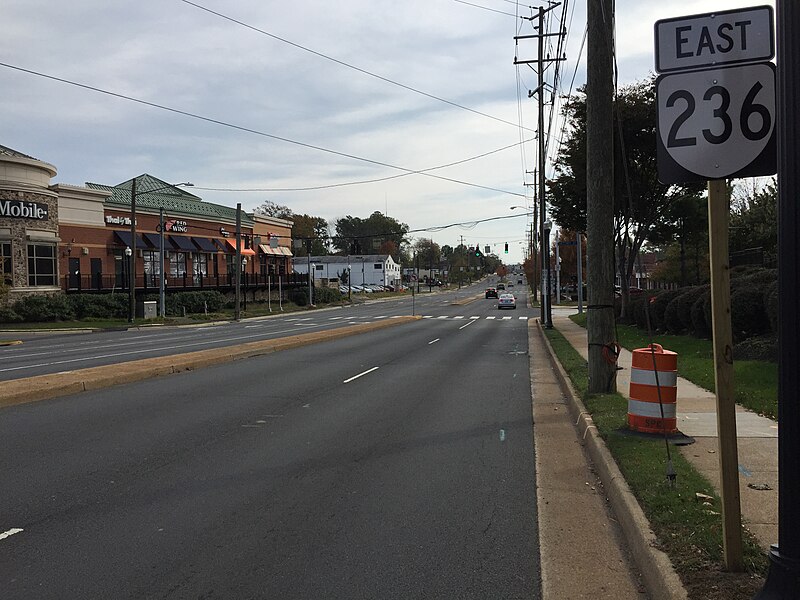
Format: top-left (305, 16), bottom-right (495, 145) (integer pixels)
top-left (0, 144), bottom-right (295, 306)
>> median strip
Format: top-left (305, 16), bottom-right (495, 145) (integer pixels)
top-left (0, 316), bottom-right (421, 408)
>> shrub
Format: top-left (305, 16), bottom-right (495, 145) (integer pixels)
top-left (0, 307), bottom-right (23, 323)
top-left (731, 286), bottom-right (770, 342)
top-left (690, 286), bottom-right (712, 338)
top-left (67, 294), bottom-right (128, 319)
top-left (649, 289), bottom-right (683, 331)
top-left (734, 335), bottom-right (778, 362)
top-left (731, 267), bottom-right (777, 292)
top-left (165, 291), bottom-right (226, 315)
top-left (662, 294), bottom-right (685, 334)
top-left (12, 294), bottom-right (76, 322)
top-left (289, 287), bottom-right (309, 306)
top-left (313, 286), bottom-right (342, 304)
top-left (763, 280), bottom-right (778, 334)
top-left (671, 286), bottom-right (711, 336)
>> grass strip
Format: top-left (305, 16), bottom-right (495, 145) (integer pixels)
top-left (543, 326), bottom-right (767, 598)
top-left (569, 313), bottom-right (778, 420)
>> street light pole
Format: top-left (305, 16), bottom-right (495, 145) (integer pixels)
top-left (128, 177), bottom-right (137, 323)
top-left (159, 206), bottom-right (165, 318)
top-left (235, 203), bottom-right (242, 321)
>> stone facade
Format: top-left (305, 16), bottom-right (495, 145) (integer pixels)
top-left (0, 147), bottom-right (60, 306)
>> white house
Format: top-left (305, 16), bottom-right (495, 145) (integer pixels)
top-left (293, 254), bottom-right (401, 287)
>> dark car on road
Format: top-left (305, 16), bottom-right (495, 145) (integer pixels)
top-left (485, 287), bottom-right (498, 299)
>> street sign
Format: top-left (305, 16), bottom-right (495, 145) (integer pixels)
top-left (557, 241), bottom-right (577, 246)
top-left (655, 5), bottom-right (774, 73)
top-left (656, 62), bottom-right (776, 184)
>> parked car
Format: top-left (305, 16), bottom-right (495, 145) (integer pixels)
top-left (498, 293), bottom-right (516, 309)
top-left (485, 287), bottom-right (498, 299)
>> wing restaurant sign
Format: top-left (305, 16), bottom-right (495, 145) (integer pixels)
top-left (0, 199), bottom-right (49, 220)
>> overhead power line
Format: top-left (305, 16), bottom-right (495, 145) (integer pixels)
top-left (194, 138), bottom-right (534, 192)
top-left (0, 61), bottom-right (525, 198)
top-left (179, 0), bottom-right (535, 133)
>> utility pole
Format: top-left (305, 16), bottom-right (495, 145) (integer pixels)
top-left (235, 203), bottom-right (242, 321)
top-left (586, 0), bottom-right (617, 393)
top-left (514, 5), bottom-right (564, 327)
top-left (756, 1), bottom-right (800, 595)
top-left (576, 231), bottom-right (584, 314)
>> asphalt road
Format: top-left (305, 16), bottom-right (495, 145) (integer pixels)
top-left (0, 280), bottom-right (517, 381)
top-left (0, 285), bottom-right (540, 599)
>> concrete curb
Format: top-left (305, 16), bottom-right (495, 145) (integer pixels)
top-left (0, 339), bottom-right (23, 346)
top-left (536, 321), bottom-right (689, 600)
top-left (0, 316), bottom-right (421, 409)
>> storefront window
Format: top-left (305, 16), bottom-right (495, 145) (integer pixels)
top-left (193, 253), bottom-right (208, 284)
top-left (143, 250), bottom-right (161, 286)
top-left (27, 243), bottom-right (57, 286)
top-left (169, 252), bottom-right (187, 278)
top-left (1, 241), bottom-right (11, 286)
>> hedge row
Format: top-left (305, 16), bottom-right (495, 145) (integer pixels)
top-left (289, 286), bottom-right (342, 307)
top-left (618, 267), bottom-right (777, 343)
top-left (0, 291), bottom-right (227, 323)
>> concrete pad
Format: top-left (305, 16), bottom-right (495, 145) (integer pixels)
top-left (677, 411), bottom-right (778, 438)
top-left (530, 323), bottom-right (646, 600)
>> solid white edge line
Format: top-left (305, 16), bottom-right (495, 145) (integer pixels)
top-left (343, 366), bottom-right (380, 384)
top-left (0, 528), bottom-right (23, 541)
top-left (428, 338), bottom-right (440, 344)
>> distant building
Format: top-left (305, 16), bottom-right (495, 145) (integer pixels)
top-left (294, 254), bottom-right (401, 287)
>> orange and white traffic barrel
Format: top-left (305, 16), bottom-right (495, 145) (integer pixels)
top-left (628, 343), bottom-right (678, 435)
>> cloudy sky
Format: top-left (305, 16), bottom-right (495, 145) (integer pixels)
top-left (1, 0), bottom-right (772, 264)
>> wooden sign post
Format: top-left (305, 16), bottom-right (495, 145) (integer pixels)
top-left (707, 179), bottom-right (743, 571)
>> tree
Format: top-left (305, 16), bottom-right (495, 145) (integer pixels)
top-left (292, 214), bottom-right (330, 257)
top-left (730, 178), bottom-right (777, 266)
top-left (332, 212), bottom-right (409, 261)
top-left (648, 193), bottom-right (710, 286)
top-left (254, 200), bottom-right (293, 220)
top-left (414, 238), bottom-right (441, 268)
top-left (548, 78), bottom-right (704, 315)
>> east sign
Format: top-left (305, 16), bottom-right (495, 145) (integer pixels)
top-left (655, 5), bottom-right (774, 72)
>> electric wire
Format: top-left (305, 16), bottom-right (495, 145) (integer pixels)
top-left (178, 0), bottom-right (535, 133)
top-left (0, 61), bottom-right (525, 199)
top-left (192, 138), bottom-right (533, 192)
top-left (452, 0), bottom-right (521, 17)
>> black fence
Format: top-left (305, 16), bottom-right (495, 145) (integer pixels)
top-left (63, 272), bottom-right (310, 294)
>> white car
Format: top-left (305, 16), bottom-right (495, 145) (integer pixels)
top-left (498, 293), bottom-right (516, 309)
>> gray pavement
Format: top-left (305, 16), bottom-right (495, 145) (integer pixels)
top-left (529, 320), bottom-right (647, 599)
top-left (550, 307), bottom-right (778, 553)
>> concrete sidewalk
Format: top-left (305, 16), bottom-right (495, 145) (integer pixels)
top-left (550, 308), bottom-right (778, 552)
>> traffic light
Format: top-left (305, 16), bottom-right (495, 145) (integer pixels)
top-left (474, 245), bottom-right (482, 257)
top-left (504, 242), bottom-right (509, 254)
